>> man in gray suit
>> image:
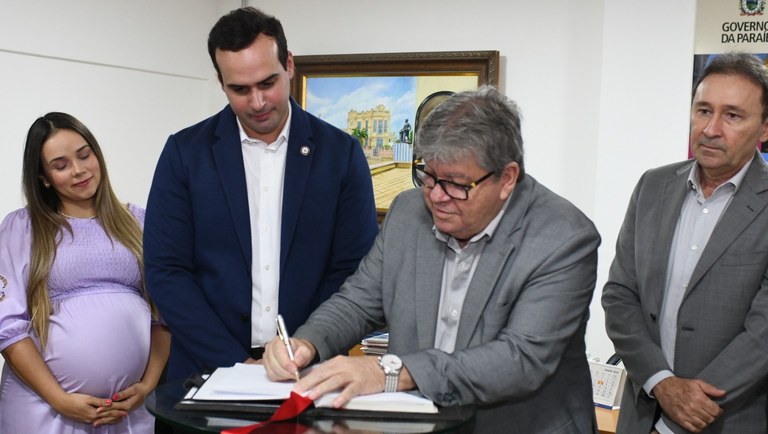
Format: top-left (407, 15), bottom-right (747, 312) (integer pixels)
top-left (264, 86), bottom-right (601, 433)
top-left (603, 52), bottom-right (768, 433)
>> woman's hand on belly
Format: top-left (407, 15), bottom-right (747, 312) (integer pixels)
top-left (108, 381), bottom-right (152, 415)
top-left (98, 323), bottom-right (171, 424)
top-left (93, 399), bottom-right (130, 427)
top-left (51, 392), bottom-right (113, 424)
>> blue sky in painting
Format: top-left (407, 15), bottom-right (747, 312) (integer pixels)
top-left (305, 76), bottom-right (416, 135)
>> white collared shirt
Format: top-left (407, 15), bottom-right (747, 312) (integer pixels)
top-left (238, 106), bottom-right (292, 346)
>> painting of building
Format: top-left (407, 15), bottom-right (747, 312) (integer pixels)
top-left (347, 104), bottom-right (393, 161)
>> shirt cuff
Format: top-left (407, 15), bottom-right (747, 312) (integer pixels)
top-left (643, 370), bottom-right (674, 398)
top-left (655, 418), bottom-right (674, 434)
top-left (0, 332), bottom-right (32, 353)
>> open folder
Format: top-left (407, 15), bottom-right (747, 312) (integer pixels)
top-left (177, 363), bottom-right (438, 416)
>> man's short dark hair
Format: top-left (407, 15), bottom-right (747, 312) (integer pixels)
top-left (207, 7), bottom-right (289, 82)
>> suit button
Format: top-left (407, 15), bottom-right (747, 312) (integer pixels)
top-left (239, 314), bottom-right (248, 322)
top-left (650, 313), bottom-right (657, 321)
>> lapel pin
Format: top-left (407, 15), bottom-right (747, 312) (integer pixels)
top-left (300, 146), bottom-right (310, 156)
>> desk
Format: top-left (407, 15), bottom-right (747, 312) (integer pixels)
top-left (146, 380), bottom-right (475, 434)
top-left (596, 407), bottom-right (619, 434)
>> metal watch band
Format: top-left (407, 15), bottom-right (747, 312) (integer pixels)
top-left (384, 373), bottom-right (398, 393)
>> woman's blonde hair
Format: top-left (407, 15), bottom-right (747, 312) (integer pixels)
top-left (22, 112), bottom-right (157, 347)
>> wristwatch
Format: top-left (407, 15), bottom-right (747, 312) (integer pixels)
top-left (379, 354), bottom-right (402, 393)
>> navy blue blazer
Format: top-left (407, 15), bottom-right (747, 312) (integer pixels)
top-left (144, 99), bottom-right (378, 380)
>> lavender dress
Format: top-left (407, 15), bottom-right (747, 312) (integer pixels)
top-left (0, 205), bottom-right (154, 433)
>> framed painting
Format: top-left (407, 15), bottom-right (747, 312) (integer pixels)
top-left (290, 50), bottom-right (500, 221)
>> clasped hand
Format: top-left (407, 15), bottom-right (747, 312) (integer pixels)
top-left (263, 336), bottom-right (386, 408)
top-left (53, 380), bottom-right (151, 427)
top-left (653, 376), bottom-right (725, 433)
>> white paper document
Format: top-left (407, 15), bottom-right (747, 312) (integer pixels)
top-left (191, 363), bottom-right (438, 414)
top-left (192, 363), bottom-right (293, 401)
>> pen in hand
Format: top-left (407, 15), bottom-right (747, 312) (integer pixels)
top-left (276, 314), bottom-right (301, 382)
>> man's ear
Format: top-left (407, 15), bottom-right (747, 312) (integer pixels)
top-left (759, 117), bottom-right (768, 143)
top-left (286, 51), bottom-right (295, 79)
top-left (499, 162), bottom-right (519, 200)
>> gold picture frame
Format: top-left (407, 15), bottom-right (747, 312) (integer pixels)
top-left (291, 50), bottom-right (500, 221)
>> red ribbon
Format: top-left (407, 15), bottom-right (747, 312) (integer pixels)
top-left (221, 391), bottom-right (314, 434)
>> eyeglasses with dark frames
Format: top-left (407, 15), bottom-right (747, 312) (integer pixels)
top-left (413, 165), bottom-right (495, 201)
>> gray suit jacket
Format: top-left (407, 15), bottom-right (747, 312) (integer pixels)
top-left (602, 153), bottom-right (768, 433)
top-left (296, 175), bottom-right (601, 433)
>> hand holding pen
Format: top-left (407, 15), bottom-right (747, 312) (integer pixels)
top-left (276, 314), bottom-right (300, 382)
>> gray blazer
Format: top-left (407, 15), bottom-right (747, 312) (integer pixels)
top-left (296, 175), bottom-right (600, 433)
top-left (602, 152), bottom-right (768, 433)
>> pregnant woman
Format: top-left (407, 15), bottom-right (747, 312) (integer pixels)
top-left (0, 112), bottom-right (170, 433)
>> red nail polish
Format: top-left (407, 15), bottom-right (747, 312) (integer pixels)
top-left (105, 399), bottom-right (112, 405)
top-left (112, 393), bottom-right (119, 400)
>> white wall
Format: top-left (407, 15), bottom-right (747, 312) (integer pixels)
top-left (593, 1), bottom-right (697, 360)
top-left (0, 0), bottom-right (699, 365)
top-left (0, 0), bottom-right (231, 219)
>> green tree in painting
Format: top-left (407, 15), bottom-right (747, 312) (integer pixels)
top-left (351, 127), bottom-right (369, 148)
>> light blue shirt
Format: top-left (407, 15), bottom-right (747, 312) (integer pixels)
top-left (433, 197), bottom-right (510, 353)
top-left (645, 160), bottom-right (751, 433)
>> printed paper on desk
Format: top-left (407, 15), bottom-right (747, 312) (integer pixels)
top-left (192, 363), bottom-right (294, 401)
top-left (315, 391), bottom-right (438, 414)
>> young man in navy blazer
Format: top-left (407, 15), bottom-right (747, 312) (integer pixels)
top-left (144, 7), bottom-right (378, 382)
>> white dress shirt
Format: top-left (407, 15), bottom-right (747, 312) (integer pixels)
top-left (238, 106), bottom-right (292, 347)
